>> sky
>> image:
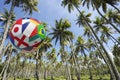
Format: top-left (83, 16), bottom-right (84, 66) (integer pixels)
top-left (0, 0), bottom-right (117, 60)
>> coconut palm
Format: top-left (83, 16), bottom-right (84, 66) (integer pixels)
top-left (112, 38), bottom-right (120, 67)
top-left (103, 0), bottom-right (120, 13)
top-left (93, 17), bottom-right (120, 44)
top-left (69, 43), bottom-right (81, 80)
top-left (34, 37), bottom-right (52, 80)
top-left (49, 19), bottom-right (74, 46)
top-left (61, 0), bottom-right (120, 79)
top-left (75, 36), bottom-right (88, 58)
top-left (49, 19), bottom-right (74, 80)
top-left (46, 48), bottom-right (57, 80)
top-left (1, 44), bottom-right (17, 80)
top-left (81, 0), bottom-right (120, 33)
top-left (0, 8), bottom-right (15, 26)
top-left (107, 9), bottom-right (120, 24)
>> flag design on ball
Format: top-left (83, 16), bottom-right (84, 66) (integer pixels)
top-left (9, 18), bottom-right (46, 52)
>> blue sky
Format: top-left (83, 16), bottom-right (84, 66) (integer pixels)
top-left (0, 0), bottom-right (119, 59)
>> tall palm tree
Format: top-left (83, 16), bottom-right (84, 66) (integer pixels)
top-left (0, 0), bottom-right (39, 55)
top-left (1, 45), bottom-right (16, 80)
top-left (112, 40), bottom-right (120, 66)
top-left (93, 17), bottom-right (120, 44)
top-left (34, 37), bottom-right (52, 80)
top-left (83, 22), bottom-right (116, 80)
top-left (69, 43), bottom-right (81, 80)
top-left (46, 48), bottom-right (57, 80)
top-left (49, 19), bottom-right (74, 80)
top-left (61, 0), bottom-right (120, 79)
top-left (81, 0), bottom-right (120, 34)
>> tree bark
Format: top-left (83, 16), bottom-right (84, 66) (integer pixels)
top-left (71, 44), bottom-right (81, 80)
top-left (66, 61), bottom-right (72, 80)
top-left (2, 48), bottom-right (12, 80)
top-left (87, 64), bottom-right (93, 80)
top-left (44, 68), bottom-right (47, 80)
top-left (0, 0), bottom-right (15, 56)
top-left (35, 51), bottom-right (39, 80)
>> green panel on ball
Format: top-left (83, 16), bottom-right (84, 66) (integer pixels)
top-left (38, 24), bottom-right (46, 39)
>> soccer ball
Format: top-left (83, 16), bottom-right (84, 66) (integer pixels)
top-left (9, 18), bottom-right (46, 52)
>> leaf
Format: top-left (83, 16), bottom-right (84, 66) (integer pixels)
top-left (102, 2), bottom-right (107, 13)
top-left (86, 13), bottom-right (92, 17)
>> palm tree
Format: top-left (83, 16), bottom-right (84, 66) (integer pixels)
top-left (0, 8), bottom-right (15, 26)
top-left (61, 0), bottom-right (120, 79)
top-left (112, 39), bottom-right (120, 67)
top-left (107, 9), bottom-right (120, 24)
top-left (49, 18), bottom-right (74, 80)
top-left (0, 0), bottom-right (39, 56)
top-left (93, 17), bottom-right (120, 44)
top-left (1, 44), bottom-right (17, 80)
top-left (46, 48), bottom-right (57, 80)
top-left (103, 0), bottom-right (120, 13)
top-left (75, 36), bottom-right (88, 58)
top-left (81, 0), bottom-right (120, 34)
top-left (34, 37), bottom-right (52, 80)
top-left (69, 43), bottom-right (81, 80)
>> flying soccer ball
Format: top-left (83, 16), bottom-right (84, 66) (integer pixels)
top-left (9, 18), bottom-right (46, 52)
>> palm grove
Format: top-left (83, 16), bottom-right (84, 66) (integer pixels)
top-left (0, 0), bottom-right (120, 80)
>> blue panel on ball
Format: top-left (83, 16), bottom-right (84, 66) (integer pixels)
top-left (22, 22), bottom-right (29, 33)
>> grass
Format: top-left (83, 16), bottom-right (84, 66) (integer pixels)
top-left (7, 75), bottom-right (110, 80)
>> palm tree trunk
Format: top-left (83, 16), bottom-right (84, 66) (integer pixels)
top-left (35, 59), bottom-right (39, 80)
top-left (0, 43), bottom-right (11, 60)
top-left (0, 64), bottom-right (7, 77)
top-left (74, 6), bottom-right (120, 80)
top-left (87, 21), bottom-right (120, 80)
top-left (64, 61), bottom-right (71, 80)
top-left (71, 45), bottom-right (81, 80)
top-left (44, 68), bottom-right (47, 80)
top-left (109, 4), bottom-right (120, 13)
top-left (2, 48), bottom-right (12, 80)
top-left (108, 33), bottom-right (120, 44)
top-left (96, 8), bottom-right (120, 34)
top-left (93, 37), bottom-right (116, 79)
top-left (87, 64), bottom-right (93, 80)
top-left (0, 0), bottom-right (15, 56)
top-left (50, 71), bottom-right (54, 80)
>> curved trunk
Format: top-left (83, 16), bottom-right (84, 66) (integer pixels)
top-left (87, 20), bottom-right (120, 80)
top-left (109, 4), bottom-right (120, 13)
top-left (108, 33), bottom-right (120, 44)
top-left (0, 0), bottom-right (15, 55)
top-left (93, 36), bottom-right (116, 79)
top-left (96, 8), bottom-right (120, 34)
top-left (74, 6), bottom-right (120, 80)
